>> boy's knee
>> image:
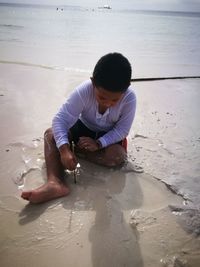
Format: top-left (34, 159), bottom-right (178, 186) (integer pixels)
top-left (44, 128), bottom-right (54, 141)
top-left (106, 156), bottom-right (125, 167)
top-left (105, 145), bottom-right (126, 167)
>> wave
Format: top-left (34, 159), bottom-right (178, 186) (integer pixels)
top-left (119, 9), bottom-right (200, 18)
top-left (0, 38), bottom-right (23, 43)
top-left (0, 23), bottom-right (24, 29)
top-left (0, 60), bottom-right (92, 73)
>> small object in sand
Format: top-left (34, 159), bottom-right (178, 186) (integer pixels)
top-left (71, 142), bottom-right (81, 184)
top-left (71, 141), bottom-right (77, 183)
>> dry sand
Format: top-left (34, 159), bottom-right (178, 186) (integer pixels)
top-left (0, 63), bottom-right (200, 267)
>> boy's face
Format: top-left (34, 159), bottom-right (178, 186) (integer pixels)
top-left (94, 86), bottom-right (124, 108)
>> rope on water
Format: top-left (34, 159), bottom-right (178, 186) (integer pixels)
top-left (131, 76), bottom-right (200, 82)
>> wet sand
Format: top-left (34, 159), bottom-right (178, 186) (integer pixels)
top-left (0, 63), bottom-right (200, 267)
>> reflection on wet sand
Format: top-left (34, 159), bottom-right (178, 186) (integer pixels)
top-left (87, 167), bottom-right (144, 267)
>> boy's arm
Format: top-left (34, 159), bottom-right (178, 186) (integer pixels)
top-left (52, 99), bottom-right (80, 148)
top-left (59, 143), bottom-right (77, 170)
top-left (52, 88), bottom-right (85, 170)
top-left (52, 82), bottom-right (89, 149)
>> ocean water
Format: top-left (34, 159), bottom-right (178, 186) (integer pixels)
top-left (0, 2), bottom-right (200, 208)
top-left (0, 2), bottom-right (200, 77)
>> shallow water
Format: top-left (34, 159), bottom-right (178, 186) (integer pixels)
top-left (0, 2), bottom-right (200, 77)
top-left (0, 145), bottom-right (184, 267)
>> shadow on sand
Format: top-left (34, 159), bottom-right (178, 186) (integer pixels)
top-left (18, 158), bottom-right (144, 267)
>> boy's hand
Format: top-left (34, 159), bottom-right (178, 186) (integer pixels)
top-left (78, 137), bottom-right (99, 152)
top-left (59, 144), bottom-right (77, 170)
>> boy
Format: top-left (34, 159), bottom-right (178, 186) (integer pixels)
top-left (21, 53), bottom-right (136, 204)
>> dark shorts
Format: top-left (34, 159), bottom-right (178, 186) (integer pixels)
top-left (69, 119), bottom-right (127, 151)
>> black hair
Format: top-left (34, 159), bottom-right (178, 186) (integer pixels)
top-left (92, 52), bottom-right (132, 92)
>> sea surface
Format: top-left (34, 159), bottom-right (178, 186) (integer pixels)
top-left (0, 2), bottom-right (200, 208)
top-left (0, 2), bottom-right (200, 77)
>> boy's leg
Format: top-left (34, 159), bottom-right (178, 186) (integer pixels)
top-left (78, 144), bottom-right (127, 167)
top-left (70, 119), bottom-right (127, 167)
top-left (21, 128), bottom-right (69, 204)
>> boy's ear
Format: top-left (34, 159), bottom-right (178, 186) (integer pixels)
top-left (90, 77), bottom-right (95, 85)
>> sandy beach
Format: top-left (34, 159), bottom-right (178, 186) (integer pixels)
top-left (0, 63), bottom-right (200, 267)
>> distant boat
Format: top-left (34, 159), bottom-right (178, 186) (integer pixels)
top-left (98, 5), bottom-right (112, 9)
top-left (103, 5), bottom-right (111, 9)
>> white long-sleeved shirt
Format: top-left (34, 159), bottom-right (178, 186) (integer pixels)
top-left (52, 80), bottom-right (136, 148)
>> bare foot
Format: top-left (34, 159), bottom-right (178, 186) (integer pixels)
top-left (21, 181), bottom-right (69, 204)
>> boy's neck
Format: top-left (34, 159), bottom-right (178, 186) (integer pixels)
top-left (98, 104), bottom-right (108, 115)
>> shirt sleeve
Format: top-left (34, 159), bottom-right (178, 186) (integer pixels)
top-left (52, 81), bottom-right (89, 148)
top-left (98, 91), bottom-right (136, 148)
